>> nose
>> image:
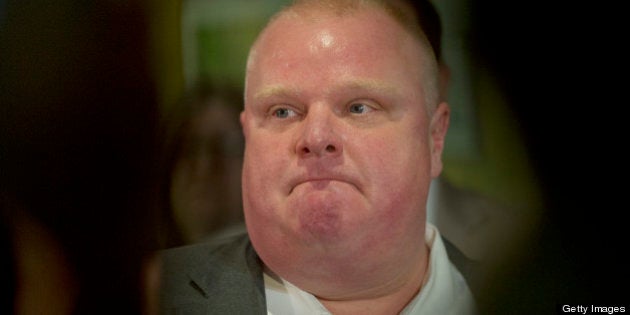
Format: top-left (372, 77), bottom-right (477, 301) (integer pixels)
top-left (296, 107), bottom-right (343, 159)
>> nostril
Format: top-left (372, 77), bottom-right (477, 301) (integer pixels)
top-left (298, 143), bottom-right (339, 156)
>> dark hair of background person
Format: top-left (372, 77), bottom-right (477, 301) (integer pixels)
top-left (1, 1), bottom-right (163, 314)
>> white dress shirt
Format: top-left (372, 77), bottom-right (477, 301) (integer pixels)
top-left (264, 223), bottom-right (477, 315)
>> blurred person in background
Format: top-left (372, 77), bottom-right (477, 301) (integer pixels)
top-left (1, 0), bottom-right (164, 314)
top-left (159, 85), bottom-right (245, 245)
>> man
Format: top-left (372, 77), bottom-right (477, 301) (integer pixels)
top-left (159, 1), bottom-right (477, 314)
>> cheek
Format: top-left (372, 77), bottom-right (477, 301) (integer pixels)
top-left (357, 128), bottom-right (431, 218)
top-left (361, 130), bottom-right (431, 190)
top-left (242, 131), bottom-right (292, 216)
top-left (243, 130), bottom-right (289, 178)
top-left (363, 166), bottom-right (429, 251)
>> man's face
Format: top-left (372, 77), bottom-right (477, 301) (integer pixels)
top-left (241, 7), bottom-right (449, 276)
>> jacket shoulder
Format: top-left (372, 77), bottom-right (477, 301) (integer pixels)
top-left (442, 236), bottom-right (481, 293)
top-left (158, 232), bottom-right (266, 314)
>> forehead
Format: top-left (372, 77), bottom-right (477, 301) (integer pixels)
top-left (265, 7), bottom-right (424, 58)
top-left (246, 6), bottom-right (427, 91)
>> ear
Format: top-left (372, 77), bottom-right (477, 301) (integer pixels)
top-left (429, 102), bottom-right (450, 178)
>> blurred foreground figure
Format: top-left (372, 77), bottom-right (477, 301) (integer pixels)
top-left (1, 1), bottom-right (161, 314)
top-left (159, 1), bottom-right (477, 314)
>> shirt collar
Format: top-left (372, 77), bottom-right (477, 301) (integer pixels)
top-left (264, 223), bottom-right (477, 315)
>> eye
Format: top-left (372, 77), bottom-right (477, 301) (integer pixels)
top-left (348, 102), bottom-right (372, 114)
top-left (272, 107), bottom-right (296, 119)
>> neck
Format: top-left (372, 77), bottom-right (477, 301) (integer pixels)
top-left (316, 243), bottom-right (430, 315)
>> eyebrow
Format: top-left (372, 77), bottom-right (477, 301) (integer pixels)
top-left (253, 85), bottom-right (299, 101)
top-left (335, 79), bottom-right (400, 96)
top-left (253, 79), bottom-right (401, 101)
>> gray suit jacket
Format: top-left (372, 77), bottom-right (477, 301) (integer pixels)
top-left (159, 232), bottom-right (476, 315)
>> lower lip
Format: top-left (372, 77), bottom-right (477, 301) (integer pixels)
top-left (292, 179), bottom-right (356, 192)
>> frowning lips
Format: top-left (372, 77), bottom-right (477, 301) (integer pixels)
top-left (288, 171), bottom-right (361, 194)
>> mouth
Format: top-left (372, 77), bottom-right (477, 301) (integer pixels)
top-left (289, 176), bottom-right (360, 194)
